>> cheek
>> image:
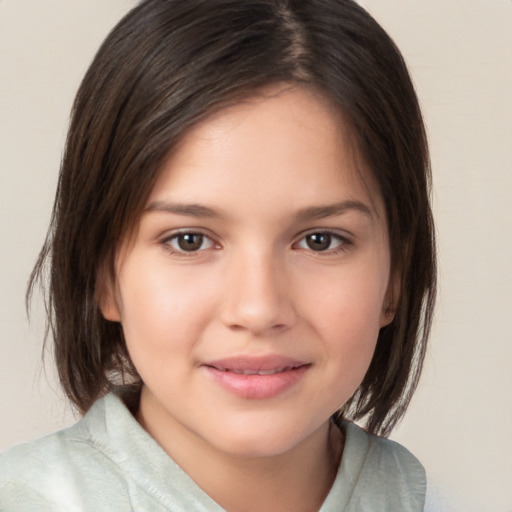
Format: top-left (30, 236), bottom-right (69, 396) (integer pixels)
top-left (313, 293), bottom-right (381, 408)
top-left (300, 261), bottom-right (388, 384)
top-left (116, 258), bottom-right (219, 363)
top-left (302, 256), bottom-right (389, 333)
top-left (319, 290), bottom-right (381, 372)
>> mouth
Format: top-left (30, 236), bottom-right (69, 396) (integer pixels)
top-left (203, 355), bottom-right (309, 373)
top-left (202, 356), bottom-right (310, 399)
top-left (211, 366), bottom-right (302, 376)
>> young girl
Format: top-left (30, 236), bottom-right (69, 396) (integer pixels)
top-left (0, 0), bottom-right (437, 510)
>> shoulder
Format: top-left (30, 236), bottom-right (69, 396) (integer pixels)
top-left (423, 476), bottom-right (467, 512)
top-left (341, 422), bottom-right (426, 510)
top-left (0, 397), bottom-right (131, 511)
top-left (344, 420), bottom-right (425, 474)
top-left (2, 392), bottom-right (227, 512)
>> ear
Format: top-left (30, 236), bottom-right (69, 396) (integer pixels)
top-left (380, 267), bottom-right (401, 328)
top-left (96, 266), bottom-right (122, 322)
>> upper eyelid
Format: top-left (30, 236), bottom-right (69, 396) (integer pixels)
top-left (160, 231), bottom-right (218, 257)
top-left (160, 229), bottom-right (219, 252)
top-left (292, 229), bottom-right (355, 252)
top-left (293, 228), bottom-right (353, 243)
top-left (160, 228), bottom-right (216, 241)
top-left (157, 227), bottom-right (354, 246)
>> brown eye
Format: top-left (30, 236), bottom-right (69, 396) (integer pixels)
top-left (167, 232), bottom-right (214, 252)
top-left (178, 233), bottom-right (203, 251)
top-left (296, 232), bottom-right (346, 252)
top-left (305, 233), bottom-right (333, 251)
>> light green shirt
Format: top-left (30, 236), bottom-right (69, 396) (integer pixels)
top-left (0, 393), bottom-right (426, 511)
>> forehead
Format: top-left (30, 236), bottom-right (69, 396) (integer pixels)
top-left (148, 85), bottom-right (384, 220)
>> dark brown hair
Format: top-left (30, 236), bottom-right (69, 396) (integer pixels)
top-left (29, 0), bottom-right (436, 436)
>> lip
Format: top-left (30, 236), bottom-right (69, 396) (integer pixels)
top-left (202, 355), bottom-right (310, 399)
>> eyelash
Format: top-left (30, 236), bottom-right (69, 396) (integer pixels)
top-left (161, 231), bottom-right (217, 257)
top-left (293, 230), bottom-right (352, 255)
top-left (160, 229), bottom-right (352, 257)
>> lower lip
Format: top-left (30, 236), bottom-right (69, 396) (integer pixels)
top-left (204, 365), bottom-right (309, 399)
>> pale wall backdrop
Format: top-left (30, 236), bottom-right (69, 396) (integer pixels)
top-left (1, 1), bottom-right (511, 510)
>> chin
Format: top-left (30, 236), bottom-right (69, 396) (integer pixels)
top-left (203, 418), bottom-right (322, 459)
top-left (217, 436), bottom-right (298, 459)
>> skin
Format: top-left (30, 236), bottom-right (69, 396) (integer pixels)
top-left (101, 85), bottom-right (395, 511)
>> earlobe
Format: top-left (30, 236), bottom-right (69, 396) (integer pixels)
top-left (380, 268), bottom-right (401, 327)
top-left (99, 294), bottom-right (122, 322)
top-left (96, 270), bottom-right (122, 322)
top-left (380, 305), bottom-right (396, 327)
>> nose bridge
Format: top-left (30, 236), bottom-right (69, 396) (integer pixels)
top-left (220, 244), bottom-right (294, 333)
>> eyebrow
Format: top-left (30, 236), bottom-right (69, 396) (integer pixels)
top-left (145, 201), bottom-right (222, 218)
top-left (295, 200), bottom-right (373, 221)
top-left (144, 199), bottom-right (373, 221)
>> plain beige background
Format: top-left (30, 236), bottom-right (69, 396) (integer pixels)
top-left (1, 1), bottom-right (511, 510)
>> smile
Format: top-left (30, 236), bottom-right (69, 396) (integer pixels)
top-left (224, 367), bottom-right (297, 376)
top-left (203, 356), bottom-right (310, 399)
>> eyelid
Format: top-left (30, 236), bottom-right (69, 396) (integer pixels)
top-left (292, 229), bottom-right (353, 252)
top-left (160, 229), bottom-right (220, 255)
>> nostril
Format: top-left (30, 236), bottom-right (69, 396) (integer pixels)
top-left (226, 321), bottom-right (289, 334)
top-left (228, 324), bottom-right (246, 332)
top-left (219, 279), bottom-right (297, 334)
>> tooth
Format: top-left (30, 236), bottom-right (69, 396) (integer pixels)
top-left (225, 367), bottom-right (293, 376)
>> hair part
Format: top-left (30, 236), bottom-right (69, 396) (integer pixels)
top-left (29, 0), bottom-right (436, 437)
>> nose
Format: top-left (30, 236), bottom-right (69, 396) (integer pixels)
top-left (219, 249), bottom-right (297, 335)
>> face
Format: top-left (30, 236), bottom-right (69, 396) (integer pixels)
top-left (102, 85), bottom-right (394, 462)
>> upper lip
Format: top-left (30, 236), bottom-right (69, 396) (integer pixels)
top-left (203, 355), bottom-right (310, 374)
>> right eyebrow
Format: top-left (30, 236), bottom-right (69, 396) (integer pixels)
top-left (144, 201), bottom-right (222, 219)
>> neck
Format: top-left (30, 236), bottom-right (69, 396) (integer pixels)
top-left (137, 391), bottom-right (344, 512)
top-left (194, 424), bottom-right (343, 512)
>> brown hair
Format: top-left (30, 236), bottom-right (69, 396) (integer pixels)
top-left (29, 0), bottom-right (436, 436)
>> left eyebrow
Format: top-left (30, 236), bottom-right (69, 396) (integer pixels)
top-left (295, 200), bottom-right (373, 222)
